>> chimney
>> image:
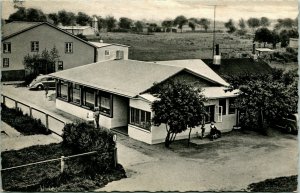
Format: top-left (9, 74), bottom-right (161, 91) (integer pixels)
top-left (213, 44), bottom-right (221, 66)
top-left (92, 16), bottom-right (98, 32)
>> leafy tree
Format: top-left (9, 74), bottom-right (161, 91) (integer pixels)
top-left (227, 70), bottom-right (298, 134)
top-left (148, 23), bottom-right (158, 32)
top-left (188, 21), bottom-right (195, 31)
top-left (134, 21), bottom-right (144, 33)
top-left (76, 12), bottom-right (91, 26)
top-left (198, 18), bottom-right (210, 32)
top-left (48, 13), bottom-right (59, 25)
top-left (8, 7), bottom-right (47, 22)
top-left (105, 15), bottom-right (116, 32)
top-left (224, 19), bottom-right (236, 33)
top-left (119, 17), bottom-right (133, 29)
top-left (150, 81), bottom-right (207, 147)
top-left (275, 18), bottom-right (296, 30)
top-left (247, 17), bottom-right (261, 32)
top-left (279, 29), bottom-right (299, 47)
top-left (58, 10), bottom-right (76, 26)
top-left (161, 20), bottom-right (173, 32)
top-left (238, 18), bottom-right (246, 29)
top-left (254, 27), bottom-right (273, 47)
top-left (260, 17), bottom-right (271, 27)
top-left (174, 15), bottom-right (188, 33)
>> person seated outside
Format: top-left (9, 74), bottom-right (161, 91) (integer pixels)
top-left (209, 122), bottom-right (221, 141)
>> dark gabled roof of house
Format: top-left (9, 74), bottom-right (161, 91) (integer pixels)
top-left (2, 21), bottom-right (97, 48)
top-left (202, 58), bottom-right (273, 79)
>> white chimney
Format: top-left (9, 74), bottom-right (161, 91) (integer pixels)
top-left (213, 44), bottom-right (221, 66)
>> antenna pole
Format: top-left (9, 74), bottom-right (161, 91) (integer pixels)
top-left (212, 5), bottom-right (216, 60)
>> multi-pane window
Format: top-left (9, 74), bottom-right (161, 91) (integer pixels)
top-left (219, 98), bottom-right (227, 115)
top-left (96, 92), bottom-right (112, 116)
top-left (3, 58), bottom-right (9, 68)
top-left (130, 107), bottom-right (151, 130)
top-left (3, 42), bottom-right (11, 53)
top-left (204, 105), bottom-right (215, 123)
top-left (57, 80), bottom-right (68, 100)
top-left (105, 50), bottom-right (110, 56)
top-left (82, 87), bottom-right (94, 109)
top-left (31, 41), bottom-right (39, 52)
top-left (65, 42), bottom-right (73, 53)
top-left (58, 61), bottom-right (63, 70)
top-left (229, 98), bottom-right (236, 114)
top-left (70, 83), bottom-right (81, 104)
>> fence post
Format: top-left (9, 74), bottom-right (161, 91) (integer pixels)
top-left (29, 107), bottom-right (32, 117)
top-left (45, 114), bottom-right (49, 132)
top-left (60, 156), bottom-right (65, 173)
top-left (114, 147), bottom-right (118, 168)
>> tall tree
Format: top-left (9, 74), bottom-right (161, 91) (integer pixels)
top-left (260, 17), bottom-right (271, 27)
top-left (230, 71), bottom-right (298, 134)
top-left (198, 18), bottom-right (210, 32)
top-left (76, 12), bottom-right (91, 26)
top-left (105, 16), bottom-right (116, 32)
top-left (224, 19), bottom-right (236, 33)
top-left (150, 81), bottom-right (206, 147)
top-left (188, 21), bottom-right (195, 31)
top-left (58, 10), bottom-right (76, 26)
top-left (279, 29), bottom-right (299, 47)
top-left (275, 18), bottom-right (296, 30)
top-left (174, 15), bottom-right (188, 33)
top-left (247, 17), bottom-right (261, 32)
top-left (254, 27), bottom-right (273, 47)
top-left (119, 17), bottom-right (133, 29)
top-left (161, 20), bottom-right (173, 32)
top-left (48, 13), bottom-right (59, 25)
top-left (8, 7), bottom-right (27, 22)
top-left (8, 7), bottom-right (47, 22)
top-left (134, 21), bottom-right (144, 33)
top-left (238, 18), bottom-right (246, 29)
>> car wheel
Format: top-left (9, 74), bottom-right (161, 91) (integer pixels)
top-left (37, 85), bottom-right (44, 90)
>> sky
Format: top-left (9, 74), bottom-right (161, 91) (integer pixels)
top-left (1, 0), bottom-right (299, 22)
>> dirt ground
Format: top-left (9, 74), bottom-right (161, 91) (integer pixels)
top-left (1, 84), bottom-right (298, 191)
top-left (100, 130), bottom-right (297, 191)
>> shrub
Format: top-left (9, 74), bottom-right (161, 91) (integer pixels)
top-left (1, 104), bottom-right (51, 135)
top-left (62, 122), bottom-right (116, 174)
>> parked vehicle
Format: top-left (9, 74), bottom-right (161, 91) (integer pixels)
top-left (275, 114), bottom-right (298, 134)
top-left (28, 75), bottom-right (55, 90)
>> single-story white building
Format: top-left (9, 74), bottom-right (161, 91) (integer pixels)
top-left (50, 59), bottom-right (239, 144)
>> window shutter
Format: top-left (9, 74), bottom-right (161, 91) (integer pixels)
top-left (215, 105), bottom-right (223, 122)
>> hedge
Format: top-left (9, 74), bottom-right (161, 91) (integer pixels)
top-left (1, 103), bottom-right (51, 135)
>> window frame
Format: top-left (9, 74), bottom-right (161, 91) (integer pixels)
top-left (70, 83), bottom-right (81, 104)
top-left (3, 58), bottom-right (9, 68)
top-left (129, 107), bottom-right (151, 131)
top-left (204, 105), bottom-right (215, 124)
top-left (65, 42), bottom-right (73, 53)
top-left (105, 50), bottom-right (110, 56)
top-left (31, 41), bottom-right (39, 52)
top-left (82, 87), bottom-right (95, 110)
top-left (228, 97), bottom-right (236, 114)
top-left (57, 61), bottom-right (64, 70)
top-left (57, 80), bottom-right (69, 101)
top-left (3, 42), bottom-right (11, 53)
top-left (96, 91), bottom-right (113, 117)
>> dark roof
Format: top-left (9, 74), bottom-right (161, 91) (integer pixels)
top-left (50, 60), bottom-right (184, 98)
top-left (2, 21), bottom-right (97, 48)
top-left (202, 58), bottom-right (273, 79)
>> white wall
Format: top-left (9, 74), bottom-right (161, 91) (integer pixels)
top-left (97, 45), bottom-right (129, 61)
top-left (129, 97), bottom-right (237, 144)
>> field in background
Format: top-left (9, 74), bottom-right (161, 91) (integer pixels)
top-left (89, 32), bottom-right (254, 61)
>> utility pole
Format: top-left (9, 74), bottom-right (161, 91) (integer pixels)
top-left (212, 5), bottom-right (216, 60)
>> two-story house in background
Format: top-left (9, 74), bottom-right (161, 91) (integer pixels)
top-left (2, 21), bottom-right (129, 81)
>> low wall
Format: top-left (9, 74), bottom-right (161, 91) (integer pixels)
top-left (1, 70), bottom-right (25, 81)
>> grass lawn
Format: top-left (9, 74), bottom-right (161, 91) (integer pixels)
top-left (1, 143), bottom-right (126, 191)
top-left (247, 175), bottom-right (297, 192)
top-left (89, 32), bottom-right (254, 61)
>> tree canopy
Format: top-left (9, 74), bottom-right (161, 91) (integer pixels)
top-left (150, 81), bottom-right (207, 147)
top-left (224, 19), bottom-right (236, 33)
top-left (8, 7), bottom-right (47, 22)
top-left (227, 69), bottom-right (298, 134)
top-left (254, 27), bottom-right (273, 47)
top-left (76, 12), bottom-right (92, 26)
top-left (247, 17), bottom-right (261, 31)
top-left (198, 18), bottom-right (210, 32)
top-left (173, 15), bottom-right (188, 32)
top-left (260, 17), bottom-right (271, 27)
top-left (58, 10), bottom-right (76, 26)
top-left (105, 16), bottom-right (117, 32)
top-left (119, 17), bottom-right (133, 29)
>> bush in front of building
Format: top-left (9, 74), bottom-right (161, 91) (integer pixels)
top-left (1, 103), bottom-right (51, 135)
top-left (62, 122), bottom-right (116, 175)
